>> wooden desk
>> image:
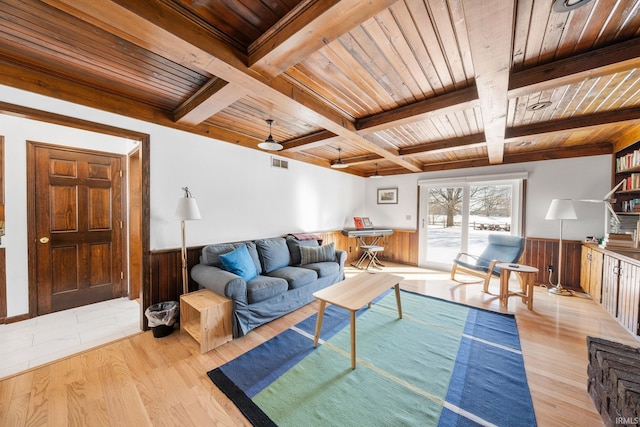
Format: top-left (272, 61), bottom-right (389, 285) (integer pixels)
top-left (313, 272), bottom-right (403, 369)
top-left (496, 263), bottom-right (538, 310)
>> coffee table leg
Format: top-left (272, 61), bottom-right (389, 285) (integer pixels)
top-left (350, 310), bottom-right (356, 369)
top-left (313, 300), bottom-right (326, 348)
top-left (394, 284), bottom-right (403, 318)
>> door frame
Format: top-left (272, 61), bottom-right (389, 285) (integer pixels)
top-left (12, 104), bottom-right (150, 329)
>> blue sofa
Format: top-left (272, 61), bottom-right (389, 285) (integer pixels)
top-left (191, 236), bottom-right (346, 337)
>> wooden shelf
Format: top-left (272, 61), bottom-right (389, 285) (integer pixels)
top-left (616, 165), bottom-right (640, 174)
top-left (182, 319), bottom-right (201, 342)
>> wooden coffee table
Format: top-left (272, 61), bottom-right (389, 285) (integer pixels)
top-left (312, 272), bottom-right (403, 369)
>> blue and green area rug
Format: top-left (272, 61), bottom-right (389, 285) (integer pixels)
top-left (208, 291), bottom-right (537, 426)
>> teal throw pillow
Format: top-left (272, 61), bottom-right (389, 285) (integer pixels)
top-left (219, 245), bottom-right (258, 282)
top-left (299, 242), bottom-right (335, 265)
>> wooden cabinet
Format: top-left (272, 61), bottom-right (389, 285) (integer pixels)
top-left (587, 243), bottom-right (640, 337)
top-left (581, 245), bottom-right (603, 302)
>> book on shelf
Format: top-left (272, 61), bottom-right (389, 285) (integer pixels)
top-left (620, 174), bottom-right (640, 191)
top-left (617, 149), bottom-right (640, 172)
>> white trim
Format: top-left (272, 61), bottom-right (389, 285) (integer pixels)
top-left (418, 172), bottom-right (528, 186)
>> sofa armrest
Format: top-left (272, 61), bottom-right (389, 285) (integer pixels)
top-left (190, 264), bottom-right (248, 304)
top-left (335, 249), bottom-right (347, 267)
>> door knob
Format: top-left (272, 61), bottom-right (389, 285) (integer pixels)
top-left (39, 237), bottom-right (49, 243)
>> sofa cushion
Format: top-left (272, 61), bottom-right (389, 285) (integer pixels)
top-left (246, 275), bottom-right (288, 304)
top-left (299, 242), bottom-right (335, 265)
top-left (255, 237), bottom-right (290, 273)
top-left (219, 245), bottom-right (258, 282)
top-left (286, 237), bottom-right (320, 265)
top-left (201, 242), bottom-right (262, 274)
top-left (267, 266), bottom-right (318, 289)
top-left (301, 261), bottom-right (340, 278)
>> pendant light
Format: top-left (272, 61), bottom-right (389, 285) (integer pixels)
top-left (370, 163), bottom-right (382, 179)
top-left (331, 147), bottom-right (348, 169)
top-left (258, 119), bottom-right (283, 151)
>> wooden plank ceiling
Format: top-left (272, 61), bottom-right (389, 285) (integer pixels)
top-left (1, 0), bottom-right (639, 176)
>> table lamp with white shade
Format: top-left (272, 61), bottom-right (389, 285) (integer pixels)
top-left (545, 198), bottom-right (577, 296)
top-left (175, 187), bottom-right (201, 295)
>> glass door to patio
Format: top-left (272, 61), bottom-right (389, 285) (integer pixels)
top-left (419, 177), bottom-right (521, 271)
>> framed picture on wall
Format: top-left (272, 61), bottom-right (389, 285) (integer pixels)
top-left (377, 188), bottom-right (398, 204)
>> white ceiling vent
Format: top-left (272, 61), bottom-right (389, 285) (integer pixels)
top-left (271, 157), bottom-right (289, 170)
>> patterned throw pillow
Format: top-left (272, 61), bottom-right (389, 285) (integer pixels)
top-left (299, 242), bottom-right (335, 265)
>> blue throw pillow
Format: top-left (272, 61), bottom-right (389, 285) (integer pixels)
top-left (219, 245), bottom-right (258, 282)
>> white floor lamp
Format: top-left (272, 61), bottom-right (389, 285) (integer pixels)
top-left (175, 187), bottom-right (201, 295)
top-left (545, 199), bottom-right (577, 296)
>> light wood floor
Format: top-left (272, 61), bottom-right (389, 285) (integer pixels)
top-left (1, 264), bottom-right (637, 426)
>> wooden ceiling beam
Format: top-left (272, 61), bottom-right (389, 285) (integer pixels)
top-left (356, 86), bottom-right (480, 133)
top-left (462, 0), bottom-right (515, 164)
top-left (505, 108), bottom-right (640, 142)
top-left (173, 78), bottom-right (247, 125)
top-left (44, 0), bottom-right (421, 173)
top-left (509, 37), bottom-right (640, 97)
top-left (417, 143), bottom-right (612, 173)
top-left (0, 58), bottom-right (261, 146)
top-left (249, 0), bottom-right (398, 77)
top-left (399, 133), bottom-right (486, 156)
top-left (336, 154), bottom-right (384, 166)
top-left (281, 130), bottom-right (338, 152)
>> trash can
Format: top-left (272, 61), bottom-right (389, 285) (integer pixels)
top-left (145, 301), bottom-right (179, 338)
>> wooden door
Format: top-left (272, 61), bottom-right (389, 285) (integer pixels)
top-left (589, 249), bottom-right (604, 304)
top-left (34, 145), bottom-right (124, 315)
top-left (580, 246), bottom-right (591, 293)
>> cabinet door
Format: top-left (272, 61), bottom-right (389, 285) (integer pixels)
top-left (617, 261), bottom-right (640, 335)
top-left (601, 255), bottom-right (620, 317)
top-left (580, 246), bottom-right (591, 293)
top-left (589, 249), bottom-right (604, 303)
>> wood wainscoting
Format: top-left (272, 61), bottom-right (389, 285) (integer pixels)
top-left (147, 232), bottom-right (585, 327)
top-left (521, 238), bottom-right (582, 290)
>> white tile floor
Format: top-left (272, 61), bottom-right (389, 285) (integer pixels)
top-left (0, 297), bottom-right (141, 379)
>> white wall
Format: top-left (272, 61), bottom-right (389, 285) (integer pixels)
top-left (0, 85), bottom-right (365, 317)
top-left (364, 156), bottom-right (612, 241)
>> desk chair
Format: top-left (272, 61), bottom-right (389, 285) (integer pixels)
top-left (450, 234), bottom-right (525, 292)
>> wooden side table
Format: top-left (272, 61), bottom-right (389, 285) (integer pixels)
top-left (180, 289), bottom-right (233, 354)
top-left (495, 263), bottom-right (539, 310)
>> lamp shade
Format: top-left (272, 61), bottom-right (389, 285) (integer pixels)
top-left (545, 199), bottom-right (577, 220)
top-left (175, 197), bottom-right (201, 220)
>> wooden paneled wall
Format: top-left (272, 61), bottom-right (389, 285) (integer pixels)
top-left (147, 231), bottom-right (584, 314)
top-left (521, 238), bottom-right (583, 289)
